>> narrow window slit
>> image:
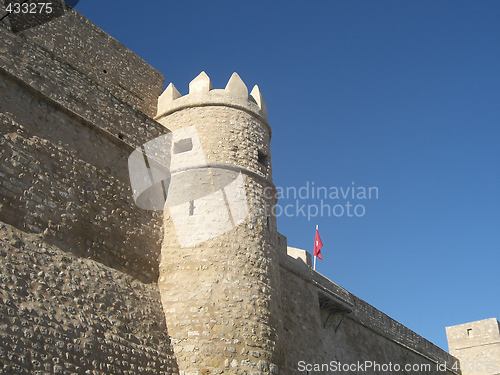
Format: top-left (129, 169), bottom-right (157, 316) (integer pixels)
top-left (258, 150), bottom-right (268, 166)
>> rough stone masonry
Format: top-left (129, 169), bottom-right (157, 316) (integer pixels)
top-left (0, 2), bottom-right (462, 374)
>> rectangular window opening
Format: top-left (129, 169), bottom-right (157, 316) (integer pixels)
top-left (174, 138), bottom-right (193, 154)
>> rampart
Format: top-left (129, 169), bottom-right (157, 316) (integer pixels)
top-left (279, 242), bottom-right (459, 373)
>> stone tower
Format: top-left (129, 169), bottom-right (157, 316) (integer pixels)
top-left (446, 318), bottom-right (500, 375)
top-left (154, 72), bottom-right (282, 374)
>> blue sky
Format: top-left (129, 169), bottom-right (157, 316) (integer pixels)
top-left (76, 0), bottom-right (499, 351)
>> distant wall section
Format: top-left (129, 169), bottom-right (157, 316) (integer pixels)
top-left (447, 318), bottom-right (500, 375)
top-left (278, 243), bottom-right (461, 374)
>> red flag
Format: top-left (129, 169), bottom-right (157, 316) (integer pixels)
top-left (314, 229), bottom-right (323, 260)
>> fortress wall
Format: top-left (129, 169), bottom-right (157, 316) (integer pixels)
top-left (0, 16), bottom-right (170, 282)
top-left (0, 24), bottom-right (167, 151)
top-left (0, 6), bottom-right (183, 374)
top-left (278, 248), bottom-right (460, 374)
top-left (0, 1), bottom-right (164, 117)
top-left (0, 221), bottom-right (178, 374)
top-left (0, 72), bottom-right (162, 283)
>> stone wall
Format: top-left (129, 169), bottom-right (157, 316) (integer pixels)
top-left (0, 10), bottom-right (169, 282)
top-left (0, 0), bottom-right (163, 118)
top-left (0, 73), bottom-right (162, 283)
top-left (0, 5), bottom-right (179, 375)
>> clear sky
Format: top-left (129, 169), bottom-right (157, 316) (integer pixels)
top-left (75, 0), bottom-right (499, 352)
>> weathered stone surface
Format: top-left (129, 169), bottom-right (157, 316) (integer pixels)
top-left (0, 75), bottom-right (163, 283)
top-left (0, 2), bottom-right (164, 117)
top-left (0, 221), bottom-right (179, 374)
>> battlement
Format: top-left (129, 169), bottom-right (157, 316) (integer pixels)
top-left (156, 72), bottom-right (269, 130)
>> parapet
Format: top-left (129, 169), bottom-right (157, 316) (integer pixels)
top-left (155, 72), bottom-right (269, 130)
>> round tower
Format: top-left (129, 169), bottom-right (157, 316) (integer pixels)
top-left (155, 72), bottom-right (282, 374)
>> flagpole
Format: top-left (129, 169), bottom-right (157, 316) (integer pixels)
top-left (313, 225), bottom-right (318, 271)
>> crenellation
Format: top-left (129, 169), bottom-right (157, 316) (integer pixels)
top-left (189, 71), bottom-right (213, 95)
top-left (225, 73), bottom-right (249, 98)
top-left (249, 85), bottom-right (268, 119)
top-left (155, 72), bottom-right (269, 132)
top-left (158, 83), bottom-right (183, 115)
